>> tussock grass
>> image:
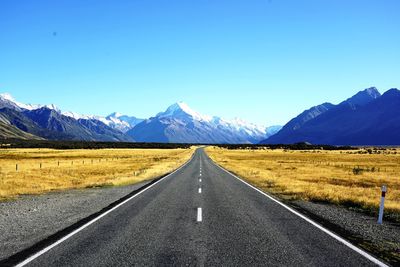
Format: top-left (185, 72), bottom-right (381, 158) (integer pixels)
top-left (206, 147), bottom-right (400, 215)
top-left (0, 148), bottom-right (194, 200)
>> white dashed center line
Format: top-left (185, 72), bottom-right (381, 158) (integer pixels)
top-left (197, 160), bottom-right (203, 222)
top-left (197, 207), bottom-right (202, 222)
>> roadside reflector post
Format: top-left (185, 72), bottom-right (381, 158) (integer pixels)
top-left (377, 185), bottom-right (387, 224)
top-left (16, 164), bottom-right (18, 171)
top-left (40, 163), bottom-right (42, 169)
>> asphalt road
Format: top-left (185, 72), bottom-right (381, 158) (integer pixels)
top-left (18, 148), bottom-right (382, 266)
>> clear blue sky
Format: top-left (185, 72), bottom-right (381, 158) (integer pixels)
top-left (1, 0), bottom-right (399, 125)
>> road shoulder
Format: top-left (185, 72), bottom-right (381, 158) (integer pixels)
top-left (288, 199), bottom-right (400, 265)
top-left (0, 180), bottom-right (153, 261)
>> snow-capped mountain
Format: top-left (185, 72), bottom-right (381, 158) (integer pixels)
top-left (0, 93), bottom-right (60, 112)
top-left (127, 102), bottom-right (273, 144)
top-left (61, 111), bottom-right (128, 131)
top-left (106, 112), bottom-right (144, 133)
top-left (0, 93), bottom-right (133, 141)
top-left (61, 111), bottom-right (143, 133)
top-left (157, 102), bottom-right (212, 122)
top-left (1, 93), bottom-right (279, 143)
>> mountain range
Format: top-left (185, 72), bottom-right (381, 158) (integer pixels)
top-left (127, 102), bottom-right (279, 143)
top-left (2, 87), bottom-right (398, 145)
top-left (261, 87), bottom-right (400, 145)
top-left (0, 93), bottom-right (279, 144)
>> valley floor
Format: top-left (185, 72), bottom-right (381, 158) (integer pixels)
top-left (0, 147), bottom-right (194, 200)
top-left (206, 147), bottom-right (400, 216)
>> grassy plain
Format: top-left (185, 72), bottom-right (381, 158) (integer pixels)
top-left (0, 148), bottom-right (194, 200)
top-left (206, 147), bottom-right (400, 215)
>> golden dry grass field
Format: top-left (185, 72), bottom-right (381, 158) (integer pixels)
top-left (0, 148), bottom-right (194, 200)
top-left (206, 147), bottom-right (400, 215)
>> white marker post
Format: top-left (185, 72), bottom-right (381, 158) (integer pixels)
top-left (377, 185), bottom-right (387, 224)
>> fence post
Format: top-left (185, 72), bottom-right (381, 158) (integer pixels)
top-left (377, 185), bottom-right (387, 224)
top-left (40, 163), bottom-right (42, 169)
top-left (16, 164), bottom-right (18, 171)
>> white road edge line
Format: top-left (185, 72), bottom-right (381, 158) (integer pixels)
top-left (212, 161), bottom-right (388, 267)
top-left (197, 207), bottom-right (202, 222)
top-left (16, 154), bottom-right (196, 267)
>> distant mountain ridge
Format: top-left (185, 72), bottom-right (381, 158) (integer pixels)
top-left (0, 93), bottom-right (59, 111)
top-left (0, 94), bottom-right (277, 143)
top-left (127, 102), bottom-right (274, 144)
top-left (3, 88), bottom-right (399, 145)
top-left (0, 94), bottom-right (133, 141)
top-left (262, 87), bottom-right (400, 145)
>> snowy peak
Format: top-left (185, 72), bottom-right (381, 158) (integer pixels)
top-left (106, 112), bottom-right (144, 131)
top-left (364, 87), bottom-right (381, 97)
top-left (212, 116), bottom-right (266, 135)
top-left (62, 111), bottom-right (87, 120)
top-left (42, 104), bottom-right (60, 112)
top-left (229, 117), bottom-right (265, 132)
top-left (168, 102), bottom-right (196, 115)
top-left (342, 87), bottom-right (381, 108)
top-left (0, 92), bottom-right (59, 112)
top-left (159, 102), bottom-right (212, 122)
top-left (0, 93), bottom-right (22, 110)
top-left (61, 112), bottom-right (134, 133)
top-left (107, 112), bottom-right (124, 118)
top-left (0, 93), bottom-right (14, 102)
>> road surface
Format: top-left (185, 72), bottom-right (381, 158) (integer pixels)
top-left (14, 148), bottom-right (383, 266)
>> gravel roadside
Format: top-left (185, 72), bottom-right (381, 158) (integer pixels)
top-left (0, 180), bottom-right (152, 261)
top-left (290, 200), bottom-right (400, 265)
